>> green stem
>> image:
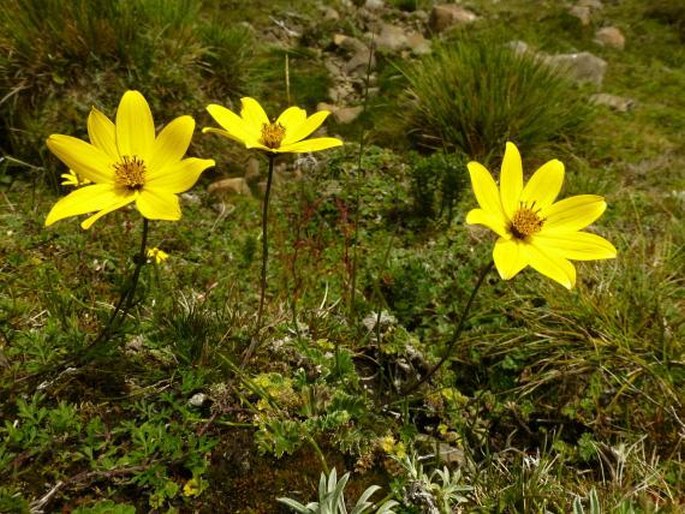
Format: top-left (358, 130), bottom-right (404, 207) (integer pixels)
top-left (348, 38), bottom-right (375, 321)
top-left (256, 154), bottom-right (275, 332)
top-left (94, 218), bottom-right (149, 346)
top-left (401, 260), bottom-right (493, 396)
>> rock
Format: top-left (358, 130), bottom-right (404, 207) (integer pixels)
top-left (545, 51), bottom-right (607, 86)
top-left (595, 26), bottom-right (625, 49)
top-left (181, 192), bottom-right (201, 205)
top-left (407, 32), bottom-right (431, 55)
top-left (333, 106), bottom-right (364, 124)
top-left (363, 310), bottom-right (397, 332)
top-left (365, 0), bottom-right (384, 9)
top-left (245, 157), bottom-right (261, 184)
top-left (188, 393), bottom-right (208, 408)
top-left (344, 48), bottom-right (375, 75)
top-left (323, 7), bottom-right (340, 21)
top-left (578, 0), bottom-right (603, 9)
top-left (569, 5), bottom-right (591, 26)
top-left (376, 23), bottom-right (409, 52)
top-left (436, 442), bottom-right (465, 464)
top-left (590, 93), bottom-right (635, 112)
top-left (429, 4), bottom-right (478, 33)
top-left (507, 40), bottom-right (529, 54)
top-left (208, 177), bottom-right (252, 197)
top-left (333, 33), bottom-right (366, 54)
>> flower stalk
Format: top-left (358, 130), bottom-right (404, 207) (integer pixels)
top-left (401, 261), bottom-right (493, 396)
top-left (256, 154), bottom-right (276, 331)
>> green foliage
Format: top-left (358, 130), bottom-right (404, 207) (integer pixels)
top-left (0, 0), bottom-right (255, 174)
top-left (408, 152), bottom-right (467, 222)
top-left (400, 37), bottom-right (594, 159)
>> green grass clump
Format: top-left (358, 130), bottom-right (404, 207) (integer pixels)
top-left (0, 0), bottom-right (254, 176)
top-left (400, 38), bottom-right (595, 160)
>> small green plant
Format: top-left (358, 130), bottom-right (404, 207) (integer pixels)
top-left (392, 453), bottom-right (472, 513)
top-left (278, 468), bottom-right (398, 514)
top-left (408, 152), bottom-right (467, 222)
top-left (573, 488), bottom-right (601, 514)
top-left (400, 37), bottom-right (594, 159)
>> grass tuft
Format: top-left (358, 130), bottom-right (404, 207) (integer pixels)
top-left (400, 37), bottom-right (595, 160)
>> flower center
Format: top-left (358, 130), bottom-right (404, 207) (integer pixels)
top-left (260, 122), bottom-right (286, 149)
top-left (114, 155), bottom-right (146, 192)
top-left (510, 204), bottom-right (545, 239)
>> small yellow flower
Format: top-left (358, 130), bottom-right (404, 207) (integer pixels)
top-left (183, 477), bottom-right (202, 497)
top-left (203, 97), bottom-right (343, 154)
top-left (146, 247), bottom-right (169, 264)
top-left (466, 142), bottom-right (617, 289)
top-left (45, 90), bottom-right (215, 229)
top-left (60, 170), bottom-right (92, 187)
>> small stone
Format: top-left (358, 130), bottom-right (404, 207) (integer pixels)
top-left (245, 158), bottom-right (261, 184)
top-left (436, 442), bottom-right (465, 464)
top-left (365, 0), bottom-right (384, 9)
top-left (407, 32), bottom-right (431, 55)
top-left (429, 4), bottom-right (478, 33)
top-left (207, 177), bottom-right (252, 197)
top-left (507, 40), bottom-right (529, 55)
top-left (188, 393), bottom-right (208, 408)
top-left (323, 7), bottom-right (340, 21)
top-left (578, 0), bottom-right (603, 9)
top-left (344, 48), bottom-right (375, 75)
top-left (376, 23), bottom-right (409, 52)
top-left (545, 51), bottom-right (607, 86)
top-left (333, 34), bottom-right (366, 54)
top-left (590, 93), bottom-right (635, 112)
top-left (333, 106), bottom-right (364, 124)
top-left (569, 5), bottom-right (591, 26)
top-left (362, 310), bottom-right (397, 332)
top-left (181, 192), bottom-right (201, 205)
top-left (595, 26), bottom-right (625, 50)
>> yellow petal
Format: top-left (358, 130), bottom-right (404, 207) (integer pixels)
top-left (277, 137), bottom-right (343, 153)
top-left (116, 90), bottom-right (155, 160)
top-left (281, 110), bottom-right (330, 146)
top-left (136, 189), bottom-right (181, 221)
top-left (81, 195), bottom-right (137, 229)
top-left (527, 243), bottom-right (576, 289)
top-left (146, 157), bottom-right (215, 193)
top-left (240, 97), bottom-right (269, 131)
top-left (276, 106), bottom-right (307, 138)
top-left (47, 135), bottom-right (114, 184)
top-left (467, 161), bottom-right (507, 224)
top-left (45, 184), bottom-right (128, 226)
top-left (205, 104), bottom-right (258, 143)
top-left (520, 159), bottom-right (564, 210)
top-left (148, 115), bottom-right (195, 172)
top-left (465, 208), bottom-right (509, 238)
top-left (531, 231), bottom-right (617, 261)
top-left (202, 127), bottom-right (259, 148)
top-left (499, 142), bottom-right (523, 219)
top-left (493, 237), bottom-right (529, 280)
top-left (87, 107), bottom-right (119, 161)
top-left (542, 195), bottom-right (607, 232)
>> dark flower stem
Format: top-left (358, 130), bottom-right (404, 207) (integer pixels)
top-left (401, 260), bottom-right (494, 396)
top-left (83, 217), bottom-right (149, 358)
top-left (256, 154), bottom-right (276, 332)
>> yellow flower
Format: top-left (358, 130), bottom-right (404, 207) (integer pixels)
top-left (183, 477), bottom-right (202, 497)
top-left (466, 142), bottom-right (617, 289)
top-left (45, 90), bottom-right (215, 229)
top-left (60, 170), bottom-right (91, 187)
top-left (146, 247), bottom-right (169, 264)
top-left (202, 97), bottom-right (343, 154)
